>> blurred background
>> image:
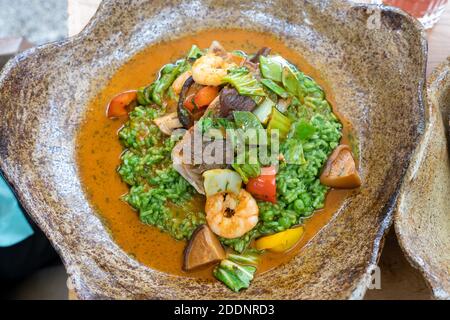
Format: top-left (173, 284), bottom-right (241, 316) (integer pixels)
top-left (0, 0), bottom-right (448, 300)
top-left (0, 0), bottom-right (67, 45)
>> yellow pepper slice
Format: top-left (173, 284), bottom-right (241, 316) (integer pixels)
top-left (255, 227), bottom-right (304, 253)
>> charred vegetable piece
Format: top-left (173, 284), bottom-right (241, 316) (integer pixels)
top-left (107, 90), bottom-right (137, 118)
top-left (183, 225), bottom-right (226, 271)
top-left (203, 169), bottom-right (242, 197)
top-left (219, 87), bottom-right (257, 118)
top-left (255, 227), bottom-right (304, 253)
top-left (213, 259), bottom-right (257, 292)
top-left (320, 145), bottom-right (361, 188)
top-left (177, 76), bottom-right (196, 129)
top-left (246, 166), bottom-right (277, 203)
top-left (222, 67), bottom-right (266, 97)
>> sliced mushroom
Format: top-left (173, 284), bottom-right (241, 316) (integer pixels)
top-left (153, 112), bottom-right (183, 135)
top-left (177, 75), bottom-right (196, 129)
top-left (219, 87), bottom-right (256, 118)
top-left (183, 225), bottom-right (226, 271)
top-left (172, 70), bottom-right (192, 95)
top-left (320, 145), bottom-right (362, 189)
top-left (171, 96), bottom-right (224, 195)
top-left (172, 128), bottom-right (206, 194)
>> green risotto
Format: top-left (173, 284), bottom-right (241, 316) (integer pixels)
top-left (118, 106), bottom-right (205, 240)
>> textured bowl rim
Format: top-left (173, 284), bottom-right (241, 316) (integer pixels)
top-left (394, 56), bottom-right (450, 300)
top-left (0, 0), bottom-right (428, 299)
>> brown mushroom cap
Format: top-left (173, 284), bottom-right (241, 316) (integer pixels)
top-left (182, 225), bottom-right (226, 272)
top-left (320, 145), bottom-right (362, 189)
top-left (219, 87), bottom-right (256, 118)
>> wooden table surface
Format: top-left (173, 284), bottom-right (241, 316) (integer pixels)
top-left (67, 0), bottom-right (450, 300)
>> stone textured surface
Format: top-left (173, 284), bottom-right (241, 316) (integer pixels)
top-left (0, 0), bottom-right (427, 299)
top-left (395, 57), bottom-right (450, 300)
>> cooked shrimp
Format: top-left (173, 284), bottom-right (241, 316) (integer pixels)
top-left (192, 53), bottom-right (232, 86)
top-left (172, 70), bottom-right (192, 95)
top-left (205, 189), bottom-right (259, 239)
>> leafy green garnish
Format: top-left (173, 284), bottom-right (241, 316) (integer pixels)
top-left (231, 50), bottom-right (247, 58)
top-left (283, 140), bottom-right (306, 165)
top-left (227, 251), bottom-right (260, 265)
top-left (198, 114), bottom-right (235, 134)
top-left (137, 83), bottom-right (156, 106)
top-left (253, 98), bottom-right (275, 124)
top-left (160, 63), bottom-right (176, 75)
top-left (152, 60), bottom-right (188, 106)
top-left (259, 55), bottom-right (283, 82)
top-left (233, 111), bottom-right (264, 131)
top-left (222, 67), bottom-right (266, 97)
top-left (261, 78), bottom-right (289, 99)
top-left (213, 259), bottom-right (257, 292)
top-left (232, 162), bottom-right (261, 184)
top-left (230, 112), bottom-right (266, 182)
top-left (290, 120), bottom-right (316, 141)
top-left (282, 66), bottom-right (299, 96)
top-left (137, 86), bottom-right (149, 106)
top-left (267, 108), bottom-right (292, 141)
top-left (187, 45), bottom-right (204, 60)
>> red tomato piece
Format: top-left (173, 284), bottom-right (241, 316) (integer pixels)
top-left (246, 166), bottom-right (277, 203)
top-left (107, 90), bottom-right (137, 118)
top-left (193, 86), bottom-right (219, 108)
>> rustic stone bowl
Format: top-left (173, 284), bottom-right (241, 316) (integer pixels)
top-left (394, 57), bottom-right (450, 300)
top-left (0, 0), bottom-right (427, 299)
